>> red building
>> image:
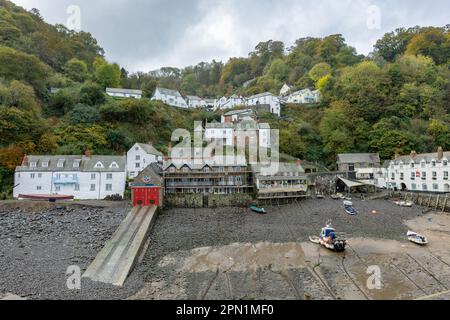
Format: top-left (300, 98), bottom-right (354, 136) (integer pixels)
top-left (130, 164), bottom-right (163, 207)
top-left (131, 185), bottom-right (161, 207)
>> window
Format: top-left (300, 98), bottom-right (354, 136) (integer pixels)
top-left (30, 173), bottom-right (35, 179)
top-left (106, 184), bottom-right (112, 191)
top-left (411, 172), bottom-right (415, 180)
top-left (411, 162), bottom-right (415, 168)
top-left (136, 163), bottom-right (140, 168)
top-left (90, 184), bottom-right (96, 191)
top-left (433, 183), bottom-right (439, 190)
top-left (444, 172), bottom-right (449, 180)
top-left (432, 172), bottom-right (437, 180)
top-left (55, 186), bottom-right (61, 192)
top-left (42, 162), bottom-right (49, 168)
top-left (73, 161), bottom-right (80, 168)
top-left (37, 186), bottom-right (42, 191)
top-left (169, 167), bottom-right (176, 173)
top-left (431, 161), bottom-right (436, 167)
top-left (30, 162), bottom-right (37, 168)
top-left (422, 184), bottom-right (428, 191)
top-left (391, 173), bottom-right (395, 180)
top-left (421, 161), bottom-right (426, 168)
top-left (411, 183), bottom-right (417, 190)
top-left (110, 162), bottom-right (119, 169)
top-left (38, 173), bottom-right (42, 179)
top-left (400, 173), bottom-right (404, 180)
top-left (95, 162), bottom-right (104, 168)
top-left (91, 173), bottom-right (96, 180)
top-left (75, 185), bottom-right (80, 191)
top-left (106, 173), bottom-right (113, 180)
top-left (136, 155), bottom-right (141, 161)
top-left (348, 164), bottom-right (355, 172)
top-left (444, 160), bottom-right (448, 166)
top-left (57, 161), bottom-right (64, 168)
top-left (135, 147), bottom-right (139, 151)
top-left (422, 172), bottom-right (426, 180)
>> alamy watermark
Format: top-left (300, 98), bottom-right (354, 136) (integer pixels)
top-left (66, 5), bottom-right (81, 31)
top-left (366, 265), bottom-right (382, 290)
top-left (66, 265), bottom-right (81, 290)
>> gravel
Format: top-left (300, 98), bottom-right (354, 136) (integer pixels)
top-left (0, 201), bottom-right (144, 300)
top-left (0, 198), bottom-right (427, 300)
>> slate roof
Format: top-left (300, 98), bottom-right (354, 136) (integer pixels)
top-left (17, 155), bottom-right (126, 172)
top-left (252, 162), bottom-right (306, 178)
top-left (155, 87), bottom-right (182, 97)
top-left (163, 155), bottom-right (247, 170)
top-left (392, 151), bottom-right (450, 164)
top-left (136, 143), bottom-right (164, 157)
top-left (248, 92), bottom-right (277, 100)
top-left (106, 88), bottom-right (142, 95)
top-left (337, 153), bottom-right (381, 165)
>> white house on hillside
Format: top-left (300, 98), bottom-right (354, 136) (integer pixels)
top-left (280, 84), bottom-right (292, 96)
top-left (151, 87), bottom-right (188, 108)
top-left (286, 88), bottom-right (320, 104)
top-left (106, 88), bottom-right (143, 99)
top-left (13, 155), bottom-right (126, 200)
top-left (186, 95), bottom-right (202, 108)
top-left (127, 143), bottom-right (164, 179)
top-left (246, 92), bottom-right (281, 117)
top-left (387, 148), bottom-right (450, 193)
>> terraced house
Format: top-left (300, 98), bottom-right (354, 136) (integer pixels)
top-left (13, 155), bottom-right (127, 200)
top-left (387, 147), bottom-right (450, 193)
top-left (163, 156), bottom-right (252, 195)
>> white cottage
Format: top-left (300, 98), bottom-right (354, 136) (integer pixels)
top-left (246, 92), bottom-right (281, 117)
top-left (106, 88), bottom-right (143, 99)
top-left (13, 155), bottom-right (126, 200)
top-left (127, 143), bottom-right (164, 179)
top-left (286, 88), bottom-right (319, 104)
top-left (186, 95), bottom-right (202, 108)
top-left (151, 87), bottom-right (189, 108)
top-left (387, 148), bottom-right (450, 193)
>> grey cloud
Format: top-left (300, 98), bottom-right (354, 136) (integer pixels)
top-left (11, 0), bottom-right (450, 72)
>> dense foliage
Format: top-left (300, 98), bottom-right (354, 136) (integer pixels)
top-left (0, 0), bottom-right (449, 196)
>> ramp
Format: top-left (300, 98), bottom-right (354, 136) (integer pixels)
top-left (83, 205), bottom-right (157, 286)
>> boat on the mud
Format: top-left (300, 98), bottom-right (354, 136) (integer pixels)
top-left (407, 231), bottom-right (428, 245)
top-left (343, 200), bottom-right (353, 207)
top-left (394, 200), bottom-right (413, 207)
top-left (309, 222), bottom-right (347, 252)
top-left (250, 205), bottom-right (267, 214)
top-left (344, 204), bottom-right (358, 215)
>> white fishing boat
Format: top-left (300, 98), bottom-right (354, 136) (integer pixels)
top-left (343, 200), bottom-right (353, 207)
top-left (309, 222), bottom-right (347, 252)
top-left (407, 231), bottom-right (428, 245)
top-left (394, 200), bottom-right (413, 207)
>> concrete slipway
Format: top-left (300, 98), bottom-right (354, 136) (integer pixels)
top-left (83, 206), bottom-right (157, 286)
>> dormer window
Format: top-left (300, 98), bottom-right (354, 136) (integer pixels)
top-left (95, 162), bottom-right (104, 169)
top-left (431, 160), bottom-right (436, 167)
top-left (42, 161), bottom-right (49, 168)
top-left (109, 162), bottom-right (119, 169)
top-left (30, 162), bottom-right (37, 168)
top-left (410, 162), bottom-right (415, 168)
top-left (443, 159), bottom-right (448, 166)
top-left (420, 161), bottom-right (426, 168)
top-left (73, 161), bottom-right (80, 168)
top-left (57, 160), bottom-right (65, 168)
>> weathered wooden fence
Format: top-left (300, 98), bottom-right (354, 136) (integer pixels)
top-left (389, 191), bottom-right (450, 213)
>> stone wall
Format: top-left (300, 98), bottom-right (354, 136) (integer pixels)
top-left (164, 194), bottom-right (203, 208)
top-left (208, 194), bottom-right (254, 208)
top-left (392, 191), bottom-right (450, 213)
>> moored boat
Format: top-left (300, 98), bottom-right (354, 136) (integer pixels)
top-left (309, 222), bottom-right (347, 252)
top-left (250, 205), bottom-right (267, 214)
top-left (407, 231), bottom-right (428, 245)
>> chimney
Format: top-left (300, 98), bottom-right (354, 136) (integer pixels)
top-left (296, 159), bottom-right (302, 167)
top-left (84, 150), bottom-right (93, 158)
top-left (438, 146), bottom-right (444, 160)
top-left (22, 155), bottom-right (28, 166)
top-left (147, 140), bottom-right (153, 146)
top-left (394, 152), bottom-right (400, 160)
top-left (410, 151), bottom-right (417, 159)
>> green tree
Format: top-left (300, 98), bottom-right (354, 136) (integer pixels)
top-left (68, 103), bottom-right (100, 125)
top-left (65, 58), bottom-right (89, 82)
top-left (94, 57), bottom-right (121, 88)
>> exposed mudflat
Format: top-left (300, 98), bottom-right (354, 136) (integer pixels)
top-left (1, 198), bottom-right (450, 300)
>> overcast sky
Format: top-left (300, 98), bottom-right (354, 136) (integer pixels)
top-left (11, 0), bottom-right (450, 72)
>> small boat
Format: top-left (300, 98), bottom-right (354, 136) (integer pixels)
top-left (395, 201), bottom-right (413, 207)
top-left (344, 205), bottom-right (358, 215)
top-left (309, 222), bottom-right (347, 252)
top-left (250, 205), bottom-right (267, 214)
top-left (331, 194), bottom-right (340, 200)
top-left (343, 200), bottom-right (353, 207)
top-left (407, 231), bottom-right (428, 245)
top-left (316, 194), bottom-right (325, 199)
